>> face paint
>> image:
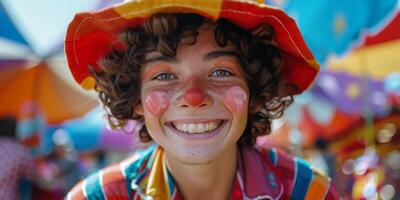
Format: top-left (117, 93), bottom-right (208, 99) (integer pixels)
top-left (144, 91), bottom-right (169, 117)
top-left (224, 86), bottom-right (247, 113)
top-left (184, 87), bottom-right (205, 107)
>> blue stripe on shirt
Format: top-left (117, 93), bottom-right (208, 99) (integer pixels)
top-left (84, 172), bottom-right (105, 200)
top-left (291, 158), bottom-right (313, 200)
top-left (268, 148), bottom-right (278, 166)
top-left (166, 169), bottom-right (176, 196)
top-left (124, 144), bottom-right (157, 199)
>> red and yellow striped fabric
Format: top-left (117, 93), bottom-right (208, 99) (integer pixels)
top-left (65, 0), bottom-right (319, 94)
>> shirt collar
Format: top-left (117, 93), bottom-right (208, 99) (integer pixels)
top-left (138, 145), bottom-right (283, 200)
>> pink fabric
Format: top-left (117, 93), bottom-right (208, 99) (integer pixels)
top-left (0, 138), bottom-right (35, 200)
top-left (235, 146), bottom-right (283, 199)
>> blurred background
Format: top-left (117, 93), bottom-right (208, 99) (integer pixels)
top-left (0, 0), bottom-right (399, 199)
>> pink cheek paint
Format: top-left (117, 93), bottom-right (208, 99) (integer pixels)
top-left (224, 86), bottom-right (247, 112)
top-left (184, 87), bottom-right (205, 107)
top-left (144, 91), bottom-right (169, 117)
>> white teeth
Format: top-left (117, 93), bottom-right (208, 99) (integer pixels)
top-left (182, 123), bottom-right (188, 131)
top-left (172, 121), bottom-right (221, 134)
top-left (197, 124), bottom-right (205, 133)
top-left (177, 123), bottom-right (183, 131)
top-left (188, 124), bottom-right (196, 133)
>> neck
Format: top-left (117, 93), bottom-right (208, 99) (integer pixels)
top-left (165, 146), bottom-right (238, 200)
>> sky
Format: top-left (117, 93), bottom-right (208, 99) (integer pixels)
top-left (1, 0), bottom-right (99, 56)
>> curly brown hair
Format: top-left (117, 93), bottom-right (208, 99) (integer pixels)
top-left (90, 13), bottom-right (296, 146)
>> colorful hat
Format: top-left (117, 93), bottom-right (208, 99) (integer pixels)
top-left (65, 0), bottom-right (319, 94)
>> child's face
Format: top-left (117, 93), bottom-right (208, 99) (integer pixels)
top-left (137, 24), bottom-right (249, 164)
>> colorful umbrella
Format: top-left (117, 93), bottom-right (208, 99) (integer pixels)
top-left (292, 70), bottom-right (397, 143)
top-left (311, 71), bottom-right (392, 116)
top-left (0, 61), bottom-right (98, 124)
top-left (327, 9), bottom-right (400, 78)
top-left (0, 0), bottom-right (123, 123)
top-left (0, 1), bottom-right (31, 64)
top-left (270, 0), bottom-right (398, 63)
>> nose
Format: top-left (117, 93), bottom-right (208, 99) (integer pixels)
top-left (183, 87), bottom-right (208, 108)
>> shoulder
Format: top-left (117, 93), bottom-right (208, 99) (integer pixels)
top-left (0, 139), bottom-right (26, 153)
top-left (258, 147), bottom-right (338, 200)
top-left (66, 162), bottom-right (131, 200)
top-left (66, 145), bottom-right (157, 200)
top-left (0, 139), bottom-right (33, 162)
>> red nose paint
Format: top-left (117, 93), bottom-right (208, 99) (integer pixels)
top-left (145, 91), bottom-right (169, 116)
top-left (184, 87), bottom-right (205, 107)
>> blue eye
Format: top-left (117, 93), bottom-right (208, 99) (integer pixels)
top-left (211, 69), bottom-right (233, 77)
top-left (154, 73), bottom-right (176, 81)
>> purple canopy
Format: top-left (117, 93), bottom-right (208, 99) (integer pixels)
top-left (312, 71), bottom-right (391, 116)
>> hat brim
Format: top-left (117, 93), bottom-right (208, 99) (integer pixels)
top-left (65, 0), bottom-right (319, 94)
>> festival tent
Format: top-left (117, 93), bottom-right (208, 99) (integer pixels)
top-left (260, 69), bottom-right (397, 147)
top-left (289, 70), bottom-right (397, 143)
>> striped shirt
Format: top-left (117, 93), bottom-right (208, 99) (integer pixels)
top-left (66, 145), bottom-right (338, 200)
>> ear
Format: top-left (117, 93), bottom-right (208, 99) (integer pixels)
top-left (134, 102), bottom-right (144, 116)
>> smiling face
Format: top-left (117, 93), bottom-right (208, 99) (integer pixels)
top-left (136, 24), bottom-right (249, 164)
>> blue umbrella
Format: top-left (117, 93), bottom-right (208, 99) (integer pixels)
top-left (59, 107), bottom-right (140, 152)
top-left (268, 0), bottom-right (398, 63)
top-left (0, 2), bottom-right (27, 45)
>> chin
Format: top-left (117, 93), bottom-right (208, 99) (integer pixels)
top-left (165, 144), bottom-right (225, 165)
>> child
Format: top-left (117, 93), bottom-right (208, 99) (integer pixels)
top-left (65, 0), bottom-right (338, 199)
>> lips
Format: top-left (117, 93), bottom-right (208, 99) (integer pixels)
top-left (168, 120), bottom-right (225, 134)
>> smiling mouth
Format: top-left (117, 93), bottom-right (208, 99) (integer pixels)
top-left (167, 120), bottom-right (226, 134)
